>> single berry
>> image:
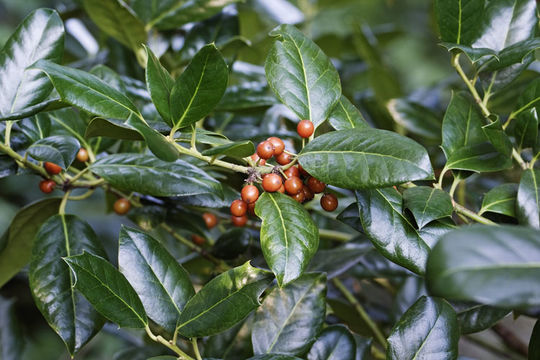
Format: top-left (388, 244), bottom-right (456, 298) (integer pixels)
top-left (114, 198), bottom-right (131, 215)
top-left (231, 215), bottom-right (248, 227)
top-left (241, 185), bottom-right (259, 203)
top-left (262, 173), bottom-right (283, 192)
top-left (297, 120), bottom-right (314, 138)
top-left (202, 212), bottom-right (218, 229)
top-left (247, 201), bottom-right (256, 216)
top-left (256, 140), bottom-right (274, 160)
top-left (44, 162), bottom-right (62, 175)
top-left (320, 193), bottom-right (338, 212)
top-left (251, 153), bottom-right (266, 166)
top-left (284, 166), bottom-right (300, 179)
top-left (298, 164), bottom-right (309, 177)
top-left (230, 199), bottom-right (247, 217)
top-left (276, 152), bottom-right (292, 165)
top-left (39, 179), bottom-right (55, 194)
top-left (303, 187), bottom-right (314, 202)
top-left (267, 137), bottom-right (285, 156)
top-left (76, 148), bottom-right (89, 162)
top-left (291, 190), bottom-right (305, 203)
top-left (191, 234), bottom-right (205, 245)
top-left (278, 184), bottom-right (285, 193)
top-left (284, 176), bottom-right (303, 195)
top-left (307, 177), bottom-right (326, 193)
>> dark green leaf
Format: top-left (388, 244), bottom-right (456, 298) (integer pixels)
top-left (255, 192), bottom-right (319, 286)
top-left (354, 250), bottom-right (413, 278)
top-left (0, 97), bottom-right (65, 122)
top-left (125, 113), bottom-right (179, 162)
top-left (387, 99), bottom-right (442, 141)
top-left (481, 38), bottom-right (540, 73)
top-left (403, 187), bottom-right (453, 228)
top-left (203, 318), bottom-right (253, 360)
top-left (445, 142), bottom-right (512, 172)
top-left (354, 334), bottom-right (372, 360)
top-left (307, 242), bottom-right (372, 279)
top-left (0, 297), bottom-right (24, 360)
top-left (85, 117), bottom-right (143, 140)
top-left (0, 9), bottom-right (64, 118)
top-left (299, 129), bottom-right (434, 189)
top-left (147, 357), bottom-right (177, 360)
top-left (91, 154), bottom-right (222, 197)
top-left (418, 219), bottom-right (456, 248)
top-left (328, 95), bottom-right (369, 131)
top-left (513, 108), bottom-right (538, 150)
top-left (387, 296), bottom-right (459, 360)
top-left (435, 0), bottom-right (484, 45)
top-left (212, 228), bottom-right (252, 260)
top-left (201, 140), bottom-right (255, 158)
top-left (265, 25), bottom-right (341, 129)
top-left (247, 356), bottom-right (302, 360)
top-left (217, 83), bottom-right (278, 112)
top-left (119, 227), bottom-right (195, 334)
top-left (0, 198), bottom-right (61, 287)
top-left (27, 135), bottom-right (80, 169)
top-left (307, 325), bottom-right (356, 360)
top-left (512, 78), bottom-right (539, 120)
top-left (176, 262), bottom-right (273, 337)
top-left (517, 169), bottom-right (540, 228)
top-left (336, 203), bottom-right (363, 232)
top-left (479, 183), bottom-right (518, 217)
top-left (64, 252), bottom-right (148, 328)
top-left (457, 304), bottom-right (509, 334)
top-left (144, 46), bottom-right (174, 126)
top-left (439, 43), bottom-right (495, 63)
top-left (252, 273), bottom-right (327, 356)
top-left (29, 215), bottom-right (106, 355)
top-left (426, 225), bottom-right (540, 308)
top-left (530, 320), bottom-right (540, 360)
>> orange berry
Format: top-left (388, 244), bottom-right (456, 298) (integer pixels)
top-left (267, 137), bottom-right (285, 156)
top-left (241, 185), bottom-right (259, 203)
top-left (297, 120), bottom-right (314, 138)
top-left (44, 162), bottom-right (62, 175)
top-left (202, 212), bottom-right (218, 229)
top-left (114, 198), bottom-right (131, 215)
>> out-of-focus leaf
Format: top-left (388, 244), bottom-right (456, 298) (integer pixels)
top-left (517, 169), bottom-right (540, 228)
top-left (27, 135), bottom-right (80, 169)
top-left (403, 186), bottom-right (453, 228)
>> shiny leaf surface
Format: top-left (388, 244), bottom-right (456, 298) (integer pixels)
top-left (479, 183), bottom-right (518, 217)
top-left (403, 186), bottom-right (453, 228)
top-left (144, 46), bottom-right (174, 126)
top-left (201, 140), bottom-right (255, 158)
top-left (307, 325), bottom-right (356, 360)
top-left (27, 135), bottom-right (80, 169)
top-left (517, 169), bottom-right (540, 229)
top-left (328, 95), bottom-right (369, 131)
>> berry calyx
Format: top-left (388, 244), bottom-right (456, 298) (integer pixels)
top-left (230, 199), bottom-right (247, 217)
top-left (267, 137), bottom-right (285, 156)
top-left (191, 234), bottom-right (205, 245)
top-left (297, 120), bottom-right (314, 138)
top-left (39, 179), bottom-right (55, 194)
top-left (241, 185), bottom-right (259, 203)
top-left (44, 162), bottom-right (62, 175)
top-left (307, 177), bottom-right (326, 194)
top-left (284, 176), bottom-right (303, 195)
top-left (114, 198), bottom-right (131, 215)
top-left (231, 215), bottom-right (248, 227)
top-left (256, 140), bottom-right (274, 160)
top-left (202, 212), bottom-right (218, 229)
top-left (251, 153), bottom-right (266, 166)
top-left (320, 193), bottom-right (338, 212)
top-left (262, 173), bottom-right (283, 192)
top-left (76, 148), bottom-right (89, 162)
top-left (276, 152), bottom-right (292, 165)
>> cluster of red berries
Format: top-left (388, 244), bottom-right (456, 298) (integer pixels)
top-left (38, 148), bottom-right (90, 194)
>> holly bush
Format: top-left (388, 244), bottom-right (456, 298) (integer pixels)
top-left (0, 0), bottom-right (539, 359)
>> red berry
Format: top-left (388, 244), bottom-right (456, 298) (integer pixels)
top-left (307, 177), bottom-right (326, 194)
top-left (231, 215), bottom-right (248, 227)
top-left (297, 120), bottom-right (314, 138)
top-left (191, 234), bottom-right (205, 245)
top-left (298, 164), bottom-right (309, 177)
top-left (256, 141), bottom-right (274, 160)
top-left (262, 173), bottom-right (283, 192)
top-left (291, 191), bottom-right (305, 203)
top-left (267, 137), bottom-right (285, 156)
top-left (276, 152), bottom-right (292, 165)
top-left (230, 199), bottom-right (247, 217)
top-left (284, 166), bottom-right (300, 178)
top-left (251, 153), bottom-right (266, 166)
top-left (76, 148), bottom-right (89, 162)
top-left (303, 186), bottom-right (314, 202)
top-left (202, 212), bottom-right (218, 229)
top-left (39, 179), bottom-right (55, 194)
top-left (44, 162), bottom-right (62, 175)
top-left (278, 184), bottom-right (285, 194)
top-left (284, 176), bottom-right (303, 195)
top-left (320, 193), bottom-right (338, 212)
top-left (241, 185), bottom-right (259, 203)
top-left (247, 202), bottom-right (256, 216)
top-left (114, 198), bottom-right (131, 215)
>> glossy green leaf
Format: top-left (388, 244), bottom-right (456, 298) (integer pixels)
top-left (354, 334), bottom-right (372, 360)
top-left (517, 169), bottom-right (540, 228)
top-left (481, 38), bottom-right (540, 73)
top-left (328, 95), bottom-right (369, 131)
top-left (387, 296), bottom-right (459, 360)
top-left (170, 44), bottom-right (228, 129)
top-left (64, 252), bottom-right (148, 328)
top-left (513, 108), bottom-right (538, 150)
top-left (265, 24), bottom-right (341, 129)
top-left (217, 83), bottom-right (278, 111)
top-left (255, 192), bottom-right (319, 286)
top-left (212, 228), bottom-right (252, 260)
top-left (457, 304), bottom-right (509, 334)
top-left (203, 318), bottom-right (253, 359)
top-left (248, 356), bottom-right (303, 360)
top-left (0, 297), bottom-right (24, 360)
top-left (512, 78), bottom-right (539, 120)
top-left (201, 140), bottom-right (255, 158)
top-left (530, 320), bottom-right (540, 360)
top-left (0, 97), bottom-right (65, 122)
top-left (427, 225), bottom-right (540, 308)
top-left (356, 188), bottom-right (430, 275)
top-left (144, 46), bottom-right (174, 126)
top-left (91, 154), bottom-right (222, 197)
top-left (403, 187), bottom-right (453, 228)
top-left (27, 135), bottom-right (80, 169)
top-left (479, 183), bottom-right (518, 217)
top-left (29, 215), bottom-right (106, 355)
top-left (85, 117), bottom-right (143, 140)
top-left (118, 226), bottom-right (195, 334)
top-left (307, 325), bottom-right (356, 360)
top-left (252, 273), bottom-right (327, 356)
top-left (147, 357), bottom-right (177, 360)
top-left (418, 219), bottom-right (457, 249)
top-left (307, 242), bottom-right (372, 279)
top-left (434, 0), bottom-right (484, 45)
top-left (83, 0), bottom-right (146, 52)
top-left (0, 9), bottom-right (64, 118)
top-left (299, 129), bottom-right (434, 189)
top-left (0, 198), bottom-right (61, 287)
top-left (439, 43), bottom-right (496, 63)
top-left (387, 99), bottom-right (442, 141)
top-left (176, 262), bottom-right (273, 337)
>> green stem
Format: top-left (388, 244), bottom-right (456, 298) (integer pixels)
top-left (59, 190), bottom-right (72, 215)
top-left (191, 338), bottom-right (203, 360)
top-left (453, 202), bottom-right (497, 225)
top-left (145, 325), bottom-right (195, 360)
top-left (448, 176), bottom-right (460, 198)
top-left (512, 148), bottom-right (528, 170)
top-left (319, 228), bottom-right (354, 242)
top-left (371, 345), bottom-right (386, 360)
top-left (0, 141), bottom-right (49, 177)
top-left (68, 189), bottom-right (95, 201)
top-left (4, 121), bottom-right (13, 147)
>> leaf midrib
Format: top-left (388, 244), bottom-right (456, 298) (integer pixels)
top-left (267, 194), bottom-right (289, 282)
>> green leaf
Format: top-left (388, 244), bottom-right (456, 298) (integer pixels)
top-left (0, 198), bottom-right (61, 287)
top-left (307, 325), bottom-right (356, 360)
top-left (434, 0), bottom-right (484, 45)
top-left (354, 334), bottom-right (372, 360)
top-left (64, 252), bottom-right (148, 328)
top-left (85, 117), bottom-right (143, 140)
top-left (118, 227), bottom-right (195, 334)
top-left (33, 60), bottom-right (140, 120)
top-left (439, 43), bottom-right (496, 63)
top-left (387, 296), bottom-right (459, 360)
top-left (457, 304), bottom-right (509, 334)
top-left (144, 46), bottom-right (175, 126)
top-left (29, 215), bottom-right (106, 355)
top-left (0, 9), bottom-right (64, 118)
top-left (265, 24), bottom-right (341, 129)
top-left (426, 224), bottom-right (540, 308)
top-left (201, 140), bottom-right (255, 158)
top-left (91, 154), bottom-right (222, 197)
top-left (513, 108), bottom-right (538, 150)
top-left (203, 318), bottom-right (252, 359)
top-left (517, 169), bottom-right (540, 229)
top-left (27, 135), bottom-right (80, 169)
top-left (0, 296), bottom-right (24, 359)
top-left (512, 78), bottom-right (540, 120)
top-left (479, 183), bottom-right (518, 217)
top-left (252, 273), bottom-right (327, 356)
top-left (307, 242), bottom-right (372, 279)
top-left (403, 187), bottom-right (453, 229)
top-left (0, 97), bottom-right (65, 122)
top-left (212, 228), bottom-right (252, 260)
top-left (387, 99), bottom-right (442, 141)
top-left (299, 129), bottom-right (434, 189)
top-left (356, 188), bottom-right (430, 275)
top-left (328, 95), bottom-right (369, 131)
top-left (170, 44), bottom-right (228, 129)
top-left (247, 356), bottom-right (303, 360)
top-left (530, 320), bottom-right (540, 360)
top-left (217, 83), bottom-right (277, 112)
top-left (481, 38), bottom-right (540, 73)
top-left (255, 192), bottom-right (319, 286)
top-left (83, 0), bottom-right (146, 52)
top-left (176, 262), bottom-right (273, 337)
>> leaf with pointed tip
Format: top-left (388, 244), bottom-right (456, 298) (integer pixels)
top-left (119, 227), bottom-right (195, 334)
top-left (307, 242), bottom-right (372, 279)
top-left (481, 38), bottom-right (540, 72)
top-left (144, 46), bottom-right (174, 126)
top-left (328, 95), bottom-right (369, 131)
top-left (307, 325), bottom-right (356, 360)
top-left (64, 252), bottom-right (148, 328)
top-left (0, 9), bottom-right (64, 119)
top-left (252, 273), bottom-right (327, 356)
top-left (513, 108), bottom-right (538, 150)
top-left (201, 140), bottom-right (255, 159)
top-left (439, 43), bottom-right (496, 63)
top-left (0, 97), bottom-right (65, 121)
top-left (265, 24), bottom-right (341, 129)
top-left (0, 297), bottom-right (24, 359)
top-left (512, 78), bottom-right (540, 120)
top-left (427, 225), bottom-right (540, 308)
top-left (176, 262), bottom-right (273, 337)
top-left (29, 215), bottom-right (106, 355)
top-left (170, 44), bottom-right (228, 129)
top-left (125, 113), bottom-right (179, 162)
top-left (387, 296), bottom-right (459, 360)
top-left (85, 118), bottom-right (143, 140)
top-left (387, 99), bottom-right (442, 141)
top-left (299, 129), bottom-right (434, 189)
top-left (403, 187), bottom-right (453, 229)
top-left (434, 0), bottom-right (484, 45)
top-left (27, 135), bottom-right (80, 169)
top-left (517, 169), bottom-right (540, 228)
top-left (255, 192), bottom-right (319, 286)
top-left (457, 304), bottom-right (509, 334)
top-left (479, 183), bottom-right (518, 217)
